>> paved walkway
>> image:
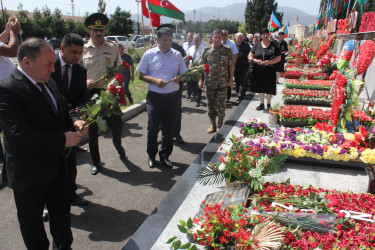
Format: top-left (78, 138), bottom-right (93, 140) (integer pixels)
top-left (0, 90), bottom-right (241, 249)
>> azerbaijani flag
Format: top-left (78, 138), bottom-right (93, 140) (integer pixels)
top-left (142, 0), bottom-right (161, 27)
top-left (269, 12), bottom-right (281, 31)
top-left (147, 0), bottom-right (185, 21)
top-left (284, 25), bottom-right (289, 38)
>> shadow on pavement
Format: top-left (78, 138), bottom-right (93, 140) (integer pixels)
top-left (97, 158), bottom-right (189, 192)
top-left (71, 206), bottom-right (147, 243)
top-left (173, 141), bottom-right (207, 155)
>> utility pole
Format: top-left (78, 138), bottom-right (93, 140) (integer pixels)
top-left (71, 0), bottom-right (75, 16)
top-left (193, 10), bottom-right (196, 33)
top-left (135, 0), bottom-right (141, 35)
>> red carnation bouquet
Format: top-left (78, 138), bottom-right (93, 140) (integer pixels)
top-left (78, 72), bottom-right (127, 132)
top-left (352, 40), bottom-right (375, 75)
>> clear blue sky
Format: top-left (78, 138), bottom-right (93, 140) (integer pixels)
top-left (2, 0), bottom-right (321, 17)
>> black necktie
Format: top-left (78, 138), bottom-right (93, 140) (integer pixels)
top-left (62, 64), bottom-right (70, 97)
top-left (37, 83), bottom-right (58, 114)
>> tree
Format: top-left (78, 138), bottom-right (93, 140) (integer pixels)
top-left (0, 9), bottom-right (11, 31)
top-left (51, 8), bottom-right (65, 39)
top-left (238, 23), bottom-right (247, 35)
top-left (98, 0), bottom-right (106, 14)
top-left (16, 3), bottom-right (34, 39)
top-left (107, 6), bottom-right (134, 35)
top-left (244, 0), bottom-right (283, 34)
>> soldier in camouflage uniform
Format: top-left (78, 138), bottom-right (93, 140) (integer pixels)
top-left (199, 29), bottom-right (234, 133)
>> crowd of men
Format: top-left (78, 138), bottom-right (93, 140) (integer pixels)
top-left (0, 11), bottom-right (288, 249)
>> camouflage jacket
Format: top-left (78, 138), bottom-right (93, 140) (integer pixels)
top-left (199, 44), bottom-right (233, 88)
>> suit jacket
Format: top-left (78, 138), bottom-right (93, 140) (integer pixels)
top-left (50, 53), bottom-right (88, 109)
top-left (0, 69), bottom-right (78, 188)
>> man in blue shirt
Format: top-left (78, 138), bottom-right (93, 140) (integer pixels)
top-left (137, 27), bottom-right (187, 169)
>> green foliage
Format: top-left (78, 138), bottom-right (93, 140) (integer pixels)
top-left (197, 136), bottom-right (286, 192)
top-left (166, 218), bottom-right (198, 250)
top-left (107, 7), bottom-right (134, 36)
top-left (177, 19), bottom-right (240, 34)
top-left (238, 23), bottom-right (247, 35)
top-left (245, 0), bottom-right (283, 34)
top-left (127, 47), bottom-right (143, 64)
top-left (196, 164), bottom-right (225, 186)
top-left (0, 9), bottom-right (11, 31)
top-left (97, 0), bottom-right (107, 14)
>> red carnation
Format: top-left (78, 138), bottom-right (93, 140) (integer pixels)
top-left (337, 212), bottom-right (346, 218)
top-left (117, 87), bottom-right (126, 97)
top-left (187, 56), bottom-right (193, 61)
top-left (122, 60), bottom-right (130, 70)
top-left (119, 96), bottom-right (127, 106)
top-left (115, 73), bottom-right (125, 83)
top-left (108, 84), bottom-right (117, 95)
top-left (204, 64), bottom-right (209, 75)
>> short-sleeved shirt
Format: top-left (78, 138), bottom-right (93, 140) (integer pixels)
top-left (80, 39), bottom-right (121, 89)
top-left (250, 42), bottom-right (281, 65)
top-left (136, 46), bottom-right (187, 94)
top-left (276, 40), bottom-right (288, 62)
top-left (235, 41), bottom-right (251, 72)
top-left (199, 44), bottom-right (233, 89)
top-left (222, 39), bottom-right (239, 55)
top-left (120, 53), bottom-right (133, 83)
top-left (0, 41), bottom-right (15, 81)
top-left (186, 44), bottom-right (205, 64)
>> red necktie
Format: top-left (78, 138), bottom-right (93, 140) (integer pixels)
top-left (62, 64), bottom-right (70, 97)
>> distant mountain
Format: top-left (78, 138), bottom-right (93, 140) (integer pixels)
top-left (132, 3), bottom-right (317, 27)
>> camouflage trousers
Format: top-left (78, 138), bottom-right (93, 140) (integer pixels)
top-left (206, 86), bottom-right (227, 119)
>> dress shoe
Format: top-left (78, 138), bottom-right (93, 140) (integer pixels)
top-left (71, 193), bottom-right (89, 206)
top-left (174, 136), bottom-right (184, 144)
top-left (148, 157), bottom-right (156, 168)
top-left (43, 207), bottom-right (49, 222)
top-left (256, 103), bottom-right (265, 110)
top-left (267, 104), bottom-right (271, 110)
top-left (196, 102), bottom-right (200, 107)
top-left (128, 96), bottom-right (134, 104)
top-left (160, 155), bottom-right (173, 168)
top-left (91, 164), bottom-right (100, 175)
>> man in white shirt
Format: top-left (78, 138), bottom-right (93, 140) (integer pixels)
top-left (182, 32), bottom-right (194, 53)
top-left (222, 30), bottom-right (238, 102)
top-left (186, 35), bottom-right (205, 107)
top-left (182, 32), bottom-right (194, 99)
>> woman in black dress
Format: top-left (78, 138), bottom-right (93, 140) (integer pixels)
top-left (275, 31), bottom-right (289, 84)
top-left (248, 28), bottom-right (281, 110)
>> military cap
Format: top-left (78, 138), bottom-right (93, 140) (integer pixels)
top-left (85, 13), bottom-right (109, 29)
top-left (157, 23), bottom-right (175, 30)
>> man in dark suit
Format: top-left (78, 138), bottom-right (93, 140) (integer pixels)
top-left (50, 33), bottom-right (88, 206)
top-left (0, 38), bottom-right (85, 250)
